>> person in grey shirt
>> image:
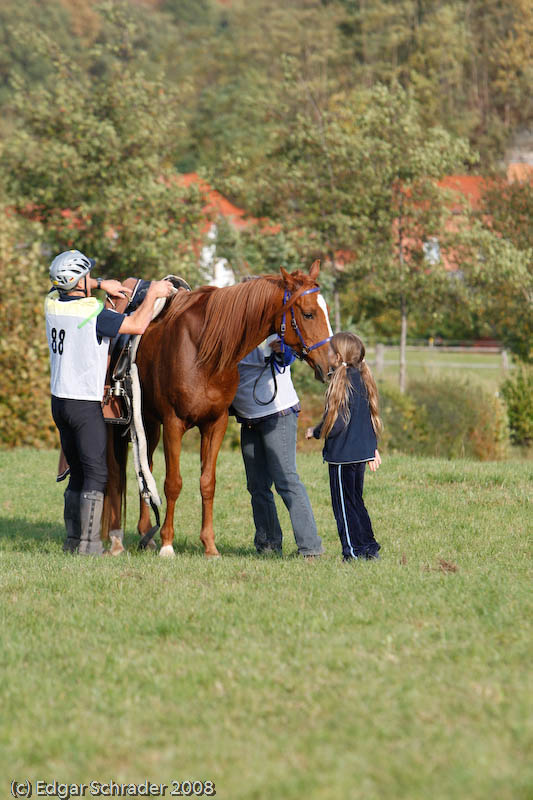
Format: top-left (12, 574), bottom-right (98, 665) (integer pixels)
top-left (231, 335), bottom-right (323, 558)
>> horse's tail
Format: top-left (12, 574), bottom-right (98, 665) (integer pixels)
top-left (102, 426), bottom-right (128, 541)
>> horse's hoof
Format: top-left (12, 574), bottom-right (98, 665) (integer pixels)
top-left (110, 536), bottom-right (125, 556)
top-left (139, 536), bottom-right (158, 551)
top-left (205, 552), bottom-right (221, 559)
top-left (159, 545), bottom-right (175, 558)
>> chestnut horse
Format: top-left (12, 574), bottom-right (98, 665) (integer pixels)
top-left (105, 260), bottom-right (332, 557)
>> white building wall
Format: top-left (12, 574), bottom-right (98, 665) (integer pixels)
top-left (200, 224), bottom-right (235, 287)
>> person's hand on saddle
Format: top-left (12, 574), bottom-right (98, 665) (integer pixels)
top-left (148, 279), bottom-right (176, 299)
top-left (118, 279), bottom-right (176, 336)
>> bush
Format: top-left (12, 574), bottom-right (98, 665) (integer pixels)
top-left (500, 367), bottom-right (533, 446)
top-left (379, 377), bottom-right (509, 461)
top-left (0, 211), bottom-right (57, 448)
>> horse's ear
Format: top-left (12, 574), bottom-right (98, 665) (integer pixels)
top-left (280, 267), bottom-right (292, 286)
top-left (309, 259), bottom-right (320, 281)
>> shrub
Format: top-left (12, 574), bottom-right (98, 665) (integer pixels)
top-left (378, 383), bottom-right (427, 454)
top-left (379, 377), bottom-right (509, 461)
top-left (500, 367), bottom-right (533, 446)
top-left (0, 211), bottom-right (57, 448)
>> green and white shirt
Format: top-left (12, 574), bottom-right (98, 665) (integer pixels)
top-left (45, 292), bottom-right (112, 401)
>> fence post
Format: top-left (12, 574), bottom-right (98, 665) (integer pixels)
top-left (375, 343), bottom-right (385, 377)
top-left (501, 349), bottom-right (509, 372)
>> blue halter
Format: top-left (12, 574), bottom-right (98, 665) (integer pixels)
top-left (279, 286), bottom-right (332, 357)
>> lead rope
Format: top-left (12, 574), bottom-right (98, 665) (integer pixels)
top-left (252, 355), bottom-right (288, 406)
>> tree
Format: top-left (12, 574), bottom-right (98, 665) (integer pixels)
top-left (0, 13), bottom-right (205, 283)
top-left (215, 60), bottom-right (397, 324)
top-left (456, 177), bottom-right (533, 361)
top-left (350, 85), bottom-right (475, 391)
top-left (221, 80), bottom-right (474, 391)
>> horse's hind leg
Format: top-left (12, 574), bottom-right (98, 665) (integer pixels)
top-left (198, 413), bottom-right (229, 558)
top-left (103, 426), bottom-right (128, 555)
top-left (159, 414), bottom-right (186, 557)
top-left (138, 415), bottom-right (161, 549)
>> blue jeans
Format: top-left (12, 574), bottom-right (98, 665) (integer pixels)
top-left (240, 412), bottom-right (323, 556)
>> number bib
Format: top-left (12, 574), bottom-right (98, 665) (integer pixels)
top-left (45, 292), bottom-right (110, 400)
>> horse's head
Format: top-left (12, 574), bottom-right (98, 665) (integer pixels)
top-left (276, 260), bottom-right (333, 383)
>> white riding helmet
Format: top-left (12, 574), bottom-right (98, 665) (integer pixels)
top-left (49, 249), bottom-right (95, 292)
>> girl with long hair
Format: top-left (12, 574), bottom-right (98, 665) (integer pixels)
top-left (306, 332), bottom-right (382, 561)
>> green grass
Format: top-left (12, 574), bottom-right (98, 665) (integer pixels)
top-left (370, 346), bottom-right (508, 393)
top-left (0, 448), bottom-right (531, 800)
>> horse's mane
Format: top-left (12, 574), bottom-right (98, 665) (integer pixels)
top-left (165, 276), bottom-right (285, 374)
top-left (200, 276), bottom-right (286, 373)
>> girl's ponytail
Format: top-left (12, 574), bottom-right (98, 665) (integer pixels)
top-left (359, 359), bottom-right (383, 437)
top-left (321, 361), bottom-right (352, 439)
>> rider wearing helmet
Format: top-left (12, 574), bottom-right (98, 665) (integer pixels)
top-left (45, 249), bottom-right (174, 556)
top-left (49, 249), bottom-right (95, 292)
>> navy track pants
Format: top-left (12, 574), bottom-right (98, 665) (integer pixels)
top-left (328, 462), bottom-right (380, 559)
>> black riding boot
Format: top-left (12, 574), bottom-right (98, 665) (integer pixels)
top-left (63, 489), bottom-right (81, 553)
top-left (79, 490), bottom-right (104, 556)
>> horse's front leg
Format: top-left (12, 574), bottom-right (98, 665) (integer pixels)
top-left (159, 413), bottom-right (186, 557)
top-left (198, 412), bottom-right (229, 558)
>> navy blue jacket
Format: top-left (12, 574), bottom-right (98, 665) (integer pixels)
top-left (313, 367), bottom-right (377, 464)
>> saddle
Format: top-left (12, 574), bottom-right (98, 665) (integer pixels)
top-left (101, 275), bottom-right (191, 425)
top-left (101, 277), bottom-right (139, 425)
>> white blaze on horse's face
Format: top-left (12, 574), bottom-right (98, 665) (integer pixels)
top-left (317, 293), bottom-right (333, 337)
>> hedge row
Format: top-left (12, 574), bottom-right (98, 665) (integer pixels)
top-left (379, 378), bottom-right (510, 461)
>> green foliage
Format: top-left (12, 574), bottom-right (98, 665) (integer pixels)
top-left (161, 0), bottom-right (213, 26)
top-left (500, 366), bottom-right (533, 446)
top-left (380, 377), bottom-right (509, 460)
top-left (225, 79), bottom-right (476, 372)
top-left (336, 0), bottom-right (533, 163)
top-left (0, 0), bottom-right (532, 444)
top-left (0, 209), bottom-right (56, 448)
top-left (473, 178), bottom-right (533, 361)
top-left (1, 15), bottom-right (205, 283)
top-left (454, 218), bottom-right (533, 362)
top-left (1, 0), bottom-right (532, 168)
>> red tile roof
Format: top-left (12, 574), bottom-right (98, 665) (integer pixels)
top-left (181, 172), bottom-right (255, 231)
top-left (437, 175), bottom-right (487, 210)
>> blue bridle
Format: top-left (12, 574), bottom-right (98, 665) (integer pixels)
top-left (278, 286), bottom-right (332, 358)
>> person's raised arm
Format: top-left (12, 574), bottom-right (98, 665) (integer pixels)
top-left (87, 277), bottom-right (133, 299)
top-left (118, 280), bottom-right (175, 335)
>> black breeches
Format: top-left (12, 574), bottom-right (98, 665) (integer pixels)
top-left (51, 397), bottom-right (108, 493)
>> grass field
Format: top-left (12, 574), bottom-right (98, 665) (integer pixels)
top-left (0, 448), bottom-right (531, 800)
top-left (367, 346), bottom-right (509, 393)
